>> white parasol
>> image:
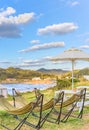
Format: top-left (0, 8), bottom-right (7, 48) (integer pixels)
top-left (51, 48), bottom-right (89, 89)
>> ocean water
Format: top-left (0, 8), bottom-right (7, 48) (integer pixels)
top-left (2, 83), bottom-right (56, 95)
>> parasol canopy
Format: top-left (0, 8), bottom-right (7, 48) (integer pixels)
top-left (51, 48), bottom-right (89, 89)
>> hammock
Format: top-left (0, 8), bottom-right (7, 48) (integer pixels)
top-left (12, 88), bottom-right (63, 113)
top-left (0, 93), bottom-right (63, 115)
top-left (32, 88), bottom-right (86, 123)
top-left (56, 94), bottom-right (80, 107)
top-left (12, 88), bottom-right (60, 112)
top-left (56, 88), bottom-right (86, 122)
top-left (12, 88), bottom-right (44, 108)
top-left (0, 91), bottom-right (65, 129)
top-left (0, 94), bottom-right (47, 130)
top-left (0, 88), bottom-right (86, 130)
top-left (0, 95), bottom-right (15, 111)
top-left (12, 88), bottom-right (28, 107)
top-left (11, 88), bottom-right (86, 123)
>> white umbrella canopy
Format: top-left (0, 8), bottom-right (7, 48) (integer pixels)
top-left (51, 48), bottom-right (89, 89)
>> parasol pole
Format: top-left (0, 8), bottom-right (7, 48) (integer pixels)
top-left (72, 60), bottom-right (74, 90)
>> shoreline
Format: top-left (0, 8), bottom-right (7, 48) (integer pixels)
top-left (0, 80), bottom-right (56, 97)
top-left (0, 79), bottom-right (55, 85)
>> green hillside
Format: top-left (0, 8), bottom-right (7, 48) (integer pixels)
top-left (0, 67), bottom-right (55, 82)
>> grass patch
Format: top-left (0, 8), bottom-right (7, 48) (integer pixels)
top-left (0, 87), bottom-right (89, 130)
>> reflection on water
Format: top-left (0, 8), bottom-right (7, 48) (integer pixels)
top-left (3, 83), bottom-right (56, 95)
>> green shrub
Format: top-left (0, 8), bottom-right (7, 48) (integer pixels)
top-left (56, 79), bottom-right (71, 90)
top-left (69, 78), bottom-right (80, 83)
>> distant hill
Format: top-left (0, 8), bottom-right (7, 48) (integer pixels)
top-left (78, 68), bottom-right (89, 75)
top-left (0, 67), bottom-right (55, 82)
top-left (37, 68), bottom-right (68, 75)
top-left (37, 67), bottom-right (89, 76)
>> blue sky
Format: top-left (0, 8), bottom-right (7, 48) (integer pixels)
top-left (0, 0), bottom-right (89, 70)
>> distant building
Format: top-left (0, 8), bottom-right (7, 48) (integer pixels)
top-left (32, 77), bottom-right (41, 80)
top-left (6, 78), bottom-right (16, 82)
top-left (83, 75), bottom-right (89, 80)
top-left (44, 78), bottom-right (51, 80)
top-left (0, 84), bottom-right (8, 98)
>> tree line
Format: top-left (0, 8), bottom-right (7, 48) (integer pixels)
top-left (0, 67), bottom-right (55, 82)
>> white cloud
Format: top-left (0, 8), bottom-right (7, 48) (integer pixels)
top-left (0, 61), bottom-right (11, 64)
top-left (8, 13), bottom-right (35, 25)
top-left (30, 40), bottom-right (40, 44)
top-left (0, 7), bottom-right (36, 38)
top-left (80, 45), bottom-right (89, 49)
top-left (23, 59), bottom-right (42, 64)
top-left (66, 0), bottom-right (80, 7)
top-left (60, 0), bottom-right (80, 6)
top-left (0, 7), bottom-right (35, 25)
top-left (0, 24), bottom-right (21, 38)
top-left (17, 63), bottom-right (30, 68)
top-left (17, 62), bottom-right (45, 68)
top-left (77, 32), bottom-right (89, 37)
top-left (71, 1), bottom-right (80, 6)
top-left (37, 22), bottom-right (78, 35)
top-left (0, 7), bottom-right (15, 17)
top-left (23, 58), bottom-right (49, 64)
top-left (42, 56), bottom-right (53, 61)
top-left (19, 41), bottom-right (65, 53)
